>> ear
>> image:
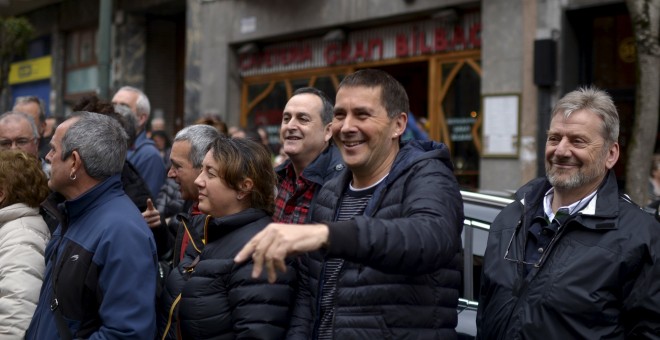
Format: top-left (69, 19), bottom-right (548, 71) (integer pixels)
top-left (392, 112), bottom-right (408, 139)
top-left (604, 142), bottom-right (619, 169)
top-left (323, 122), bottom-right (333, 142)
top-left (70, 150), bottom-right (84, 174)
top-left (240, 177), bottom-right (254, 194)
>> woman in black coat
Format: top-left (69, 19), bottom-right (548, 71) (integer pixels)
top-left (159, 137), bottom-right (297, 339)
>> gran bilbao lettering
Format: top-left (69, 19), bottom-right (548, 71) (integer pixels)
top-left (239, 22), bottom-right (481, 71)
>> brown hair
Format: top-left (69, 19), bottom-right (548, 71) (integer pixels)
top-left (209, 137), bottom-right (276, 215)
top-left (0, 150), bottom-right (49, 208)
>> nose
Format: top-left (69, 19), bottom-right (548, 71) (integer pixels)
top-left (340, 114), bottom-right (357, 134)
top-left (167, 166), bottom-right (176, 178)
top-left (554, 137), bottom-right (571, 157)
top-left (194, 173), bottom-right (204, 188)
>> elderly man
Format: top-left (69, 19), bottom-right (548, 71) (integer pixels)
top-left (0, 111), bottom-right (50, 176)
top-left (274, 87), bottom-right (344, 224)
top-left (13, 95), bottom-right (50, 158)
top-left (143, 124), bottom-right (220, 266)
top-left (112, 86), bottom-right (166, 197)
top-left (476, 87), bottom-right (660, 338)
top-left (26, 112), bottom-right (158, 339)
top-left (236, 69), bottom-right (464, 338)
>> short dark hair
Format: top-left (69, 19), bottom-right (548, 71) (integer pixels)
top-left (337, 69), bottom-right (410, 118)
top-left (291, 87), bottom-right (334, 125)
top-left (209, 137), bottom-right (276, 215)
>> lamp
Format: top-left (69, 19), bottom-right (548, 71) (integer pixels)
top-left (237, 43), bottom-right (259, 54)
top-left (322, 28), bottom-right (346, 42)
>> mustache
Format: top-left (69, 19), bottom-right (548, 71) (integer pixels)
top-left (550, 157), bottom-right (581, 166)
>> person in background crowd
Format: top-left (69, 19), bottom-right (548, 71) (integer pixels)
top-left (159, 137), bottom-right (296, 339)
top-left (13, 95), bottom-right (50, 159)
top-left (151, 130), bottom-right (172, 168)
top-left (0, 151), bottom-right (50, 339)
top-left (235, 69), bottom-right (464, 339)
top-left (0, 111), bottom-right (50, 177)
top-left (648, 154), bottom-right (660, 209)
top-left (195, 114), bottom-right (229, 136)
top-left (274, 86), bottom-right (344, 224)
top-left (112, 86), bottom-right (166, 198)
top-left (43, 116), bottom-right (58, 139)
top-left (477, 87), bottom-right (660, 339)
top-left (26, 112), bottom-right (158, 339)
top-left (150, 116), bottom-right (166, 134)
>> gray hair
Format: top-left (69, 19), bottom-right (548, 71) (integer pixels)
top-left (114, 103), bottom-right (138, 147)
top-left (118, 86), bottom-right (151, 118)
top-left (291, 87), bottom-right (334, 125)
top-left (174, 124), bottom-right (220, 168)
top-left (551, 86), bottom-right (619, 144)
top-left (0, 111), bottom-right (39, 139)
top-left (61, 112), bottom-right (128, 180)
top-left (14, 96), bottom-right (46, 123)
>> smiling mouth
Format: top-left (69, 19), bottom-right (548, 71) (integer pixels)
top-left (343, 141), bottom-right (364, 148)
top-left (285, 136), bottom-right (302, 140)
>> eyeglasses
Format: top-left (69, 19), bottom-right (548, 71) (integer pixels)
top-left (503, 216), bottom-right (566, 268)
top-left (0, 137), bottom-right (36, 150)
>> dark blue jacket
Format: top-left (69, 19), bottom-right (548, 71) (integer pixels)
top-left (26, 175), bottom-right (158, 340)
top-left (287, 140), bottom-right (464, 339)
top-left (127, 130), bottom-right (166, 198)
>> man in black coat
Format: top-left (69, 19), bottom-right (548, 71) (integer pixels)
top-left (476, 87), bottom-right (660, 339)
top-left (236, 69), bottom-right (464, 339)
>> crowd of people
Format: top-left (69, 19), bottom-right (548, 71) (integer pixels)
top-left (0, 68), bottom-right (658, 339)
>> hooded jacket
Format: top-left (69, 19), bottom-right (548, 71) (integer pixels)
top-left (287, 140), bottom-right (464, 339)
top-left (477, 171), bottom-right (660, 339)
top-left (26, 175), bottom-right (158, 340)
top-left (0, 203), bottom-right (49, 339)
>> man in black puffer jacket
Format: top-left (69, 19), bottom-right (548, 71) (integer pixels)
top-left (236, 69), bottom-right (464, 339)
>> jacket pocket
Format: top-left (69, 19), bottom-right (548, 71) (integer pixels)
top-left (334, 311), bottom-right (394, 340)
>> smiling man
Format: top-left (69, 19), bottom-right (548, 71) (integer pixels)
top-left (273, 87), bottom-right (344, 224)
top-left (235, 69), bottom-right (464, 339)
top-left (477, 87), bottom-right (660, 339)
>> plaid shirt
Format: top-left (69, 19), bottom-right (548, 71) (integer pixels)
top-left (273, 162), bottom-right (318, 224)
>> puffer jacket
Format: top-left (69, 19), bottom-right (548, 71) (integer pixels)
top-left (159, 208), bottom-right (297, 339)
top-left (477, 170), bottom-right (660, 339)
top-left (287, 140), bottom-right (464, 339)
top-left (0, 203), bottom-right (49, 339)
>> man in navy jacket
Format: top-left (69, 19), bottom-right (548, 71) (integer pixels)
top-left (26, 112), bottom-right (158, 340)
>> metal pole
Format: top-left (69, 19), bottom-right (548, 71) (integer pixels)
top-left (98, 0), bottom-right (112, 100)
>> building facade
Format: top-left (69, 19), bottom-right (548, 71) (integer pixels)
top-left (2, 0), bottom-right (655, 193)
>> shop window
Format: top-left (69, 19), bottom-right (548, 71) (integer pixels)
top-left (64, 28), bottom-right (98, 98)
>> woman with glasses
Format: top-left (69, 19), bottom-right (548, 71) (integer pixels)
top-left (158, 137), bottom-right (296, 339)
top-left (0, 150), bottom-right (50, 338)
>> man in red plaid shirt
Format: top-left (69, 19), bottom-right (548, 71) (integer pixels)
top-left (273, 87), bottom-right (344, 224)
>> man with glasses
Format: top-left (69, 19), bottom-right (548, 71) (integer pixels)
top-left (477, 87), bottom-right (660, 339)
top-left (14, 96), bottom-right (50, 158)
top-left (0, 111), bottom-right (50, 176)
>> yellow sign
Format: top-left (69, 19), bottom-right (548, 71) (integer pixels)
top-left (8, 56), bottom-right (52, 85)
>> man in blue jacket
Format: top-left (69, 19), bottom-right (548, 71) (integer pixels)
top-left (113, 86), bottom-right (166, 197)
top-left (26, 112), bottom-right (158, 340)
top-left (236, 69), bottom-right (464, 339)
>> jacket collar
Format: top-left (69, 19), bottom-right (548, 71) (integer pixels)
top-left (517, 170), bottom-right (620, 230)
top-left (59, 174), bottom-right (124, 222)
top-left (275, 144), bottom-right (345, 186)
top-left (204, 208), bottom-right (269, 243)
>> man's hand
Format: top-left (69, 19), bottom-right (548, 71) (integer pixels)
top-left (234, 223), bottom-right (329, 283)
top-left (142, 198), bottom-right (162, 228)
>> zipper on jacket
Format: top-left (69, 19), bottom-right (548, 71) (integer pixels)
top-left (162, 293), bottom-right (182, 340)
